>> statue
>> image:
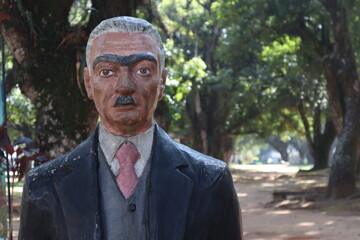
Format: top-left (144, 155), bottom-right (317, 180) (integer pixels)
top-left (19, 16), bottom-right (243, 239)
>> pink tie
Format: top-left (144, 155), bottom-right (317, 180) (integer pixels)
top-left (115, 142), bottom-right (140, 199)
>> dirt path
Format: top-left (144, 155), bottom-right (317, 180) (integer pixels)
top-left (232, 165), bottom-right (360, 240)
top-left (11, 165), bottom-right (360, 239)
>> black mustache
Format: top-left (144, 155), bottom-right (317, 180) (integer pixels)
top-left (114, 96), bottom-right (135, 106)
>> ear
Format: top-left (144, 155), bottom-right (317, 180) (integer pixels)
top-left (158, 68), bottom-right (168, 101)
top-left (83, 67), bottom-right (94, 100)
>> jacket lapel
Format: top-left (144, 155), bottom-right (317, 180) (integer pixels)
top-left (51, 124), bottom-right (194, 240)
top-left (54, 131), bottom-right (102, 240)
top-left (149, 126), bottom-right (194, 240)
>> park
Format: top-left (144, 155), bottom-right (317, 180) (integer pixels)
top-left (0, 0), bottom-right (360, 239)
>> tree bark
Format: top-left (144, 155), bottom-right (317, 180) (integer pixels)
top-left (320, 0), bottom-right (360, 198)
top-left (1, 0), bottom-right (142, 157)
top-left (298, 102), bottom-right (336, 170)
top-left (312, 118), bottom-right (336, 170)
top-left (327, 98), bottom-right (360, 198)
top-left (185, 88), bottom-right (208, 154)
top-left (185, 82), bottom-right (236, 162)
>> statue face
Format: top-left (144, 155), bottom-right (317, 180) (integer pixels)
top-left (84, 32), bottom-right (167, 136)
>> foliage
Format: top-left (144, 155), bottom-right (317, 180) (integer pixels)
top-left (158, 39), bottom-right (197, 133)
top-left (157, 0), bottom-right (359, 197)
top-left (152, 0), bottom-right (332, 165)
top-left (68, 0), bottom-right (92, 26)
top-left (2, 0), bottom-right (357, 198)
top-left (155, 0), bottom-right (269, 160)
top-left (0, 124), bottom-right (50, 181)
top-left (6, 85), bottom-right (36, 140)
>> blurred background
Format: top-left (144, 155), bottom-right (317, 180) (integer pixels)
top-left (0, 0), bottom-right (360, 239)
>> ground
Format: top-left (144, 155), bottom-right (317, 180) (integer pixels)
top-left (9, 164), bottom-right (360, 239)
top-left (233, 165), bottom-right (360, 240)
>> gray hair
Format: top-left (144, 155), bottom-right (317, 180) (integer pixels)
top-left (86, 16), bottom-right (165, 71)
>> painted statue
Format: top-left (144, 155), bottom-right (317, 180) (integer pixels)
top-left (19, 16), bottom-right (243, 240)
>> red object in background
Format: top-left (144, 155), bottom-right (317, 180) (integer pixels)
top-left (0, 2), bottom-right (10, 21)
top-left (0, 13), bottom-right (10, 21)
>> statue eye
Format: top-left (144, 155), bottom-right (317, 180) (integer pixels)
top-left (100, 69), bottom-right (114, 76)
top-left (137, 68), bottom-right (150, 75)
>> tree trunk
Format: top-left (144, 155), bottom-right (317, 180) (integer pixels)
top-left (267, 136), bottom-right (289, 162)
top-left (312, 118), bottom-right (336, 170)
top-left (297, 103), bottom-right (334, 169)
top-left (185, 88), bottom-right (207, 154)
top-left (154, 99), bottom-right (171, 132)
top-left (29, 52), bottom-right (99, 156)
top-left (1, 0), bottom-right (142, 157)
top-left (289, 138), bottom-right (309, 164)
top-left (327, 98), bottom-right (360, 198)
top-left (320, 0), bottom-right (360, 198)
top-left (221, 136), bottom-right (235, 164)
top-left (185, 83), bottom-right (236, 162)
top-left (207, 132), bottom-right (235, 163)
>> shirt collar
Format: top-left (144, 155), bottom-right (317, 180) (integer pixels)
top-left (98, 123), bottom-right (154, 175)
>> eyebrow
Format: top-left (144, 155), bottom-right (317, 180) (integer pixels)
top-left (92, 52), bottom-right (158, 70)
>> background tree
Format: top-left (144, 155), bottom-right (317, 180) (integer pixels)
top-left (157, 0), bottom-right (359, 198)
top-left (7, 85), bottom-right (35, 140)
top-left (219, 0), bottom-right (360, 198)
top-left (319, 0), bottom-right (360, 199)
top-left (2, 0), bottom-right (359, 199)
top-left (156, 0), bottom-right (334, 168)
top-left (0, 0), bottom-right (143, 157)
top-left (252, 0), bottom-right (360, 198)
top-left (258, 34), bottom-right (335, 170)
top-left (156, 0), bottom-right (273, 162)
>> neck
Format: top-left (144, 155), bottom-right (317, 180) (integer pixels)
top-left (101, 121), bottom-right (153, 136)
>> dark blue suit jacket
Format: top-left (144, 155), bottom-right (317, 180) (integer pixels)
top-left (19, 125), bottom-right (242, 239)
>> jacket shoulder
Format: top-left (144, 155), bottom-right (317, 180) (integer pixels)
top-left (173, 141), bottom-right (229, 186)
top-left (27, 153), bottom-right (79, 200)
top-left (175, 141), bottom-right (226, 167)
top-left (26, 134), bottom-right (96, 195)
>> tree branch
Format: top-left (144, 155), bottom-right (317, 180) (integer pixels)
top-left (142, 1), bottom-right (170, 38)
top-left (298, 101), bottom-right (314, 147)
top-left (0, 2), bottom-right (31, 67)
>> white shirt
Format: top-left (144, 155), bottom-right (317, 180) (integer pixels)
top-left (98, 123), bottom-right (154, 178)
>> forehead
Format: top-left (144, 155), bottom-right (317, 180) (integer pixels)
top-left (89, 32), bottom-right (160, 66)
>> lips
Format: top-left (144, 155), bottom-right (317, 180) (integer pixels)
top-left (114, 96), bottom-right (135, 106)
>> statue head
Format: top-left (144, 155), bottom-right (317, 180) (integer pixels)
top-left (84, 16), bottom-right (167, 136)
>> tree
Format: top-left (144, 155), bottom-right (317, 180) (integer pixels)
top-left (220, 0), bottom-right (359, 197)
top-left (259, 34), bottom-right (335, 170)
top-left (266, 135), bottom-right (289, 162)
top-left (319, 0), bottom-right (360, 198)
top-left (7, 85), bottom-right (35, 140)
top-left (0, 0), bottom-right (143, 157)
top-left (262, 0), bottom-right (360, 198)
top-left (157, 0), bottom-right (273, 162)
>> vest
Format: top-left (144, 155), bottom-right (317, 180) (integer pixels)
top-left (98, 147), bottom-right (151, 239)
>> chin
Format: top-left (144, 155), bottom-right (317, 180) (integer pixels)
top-left (111, 111), bottom-right (139, 121)
top-left (110, 116), bottom-right (138, 127)
top-left (104, 112), bottom-right (153, 133)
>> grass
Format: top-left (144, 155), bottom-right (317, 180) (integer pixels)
top-left (324, 201), bottom-right (347, 212)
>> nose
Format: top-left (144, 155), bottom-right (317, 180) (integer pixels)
top-left (114, 69), bottom-right (135, 95)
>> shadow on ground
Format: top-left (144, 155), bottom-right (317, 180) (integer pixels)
top-left (232, 165), bottom-right (360, 240)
